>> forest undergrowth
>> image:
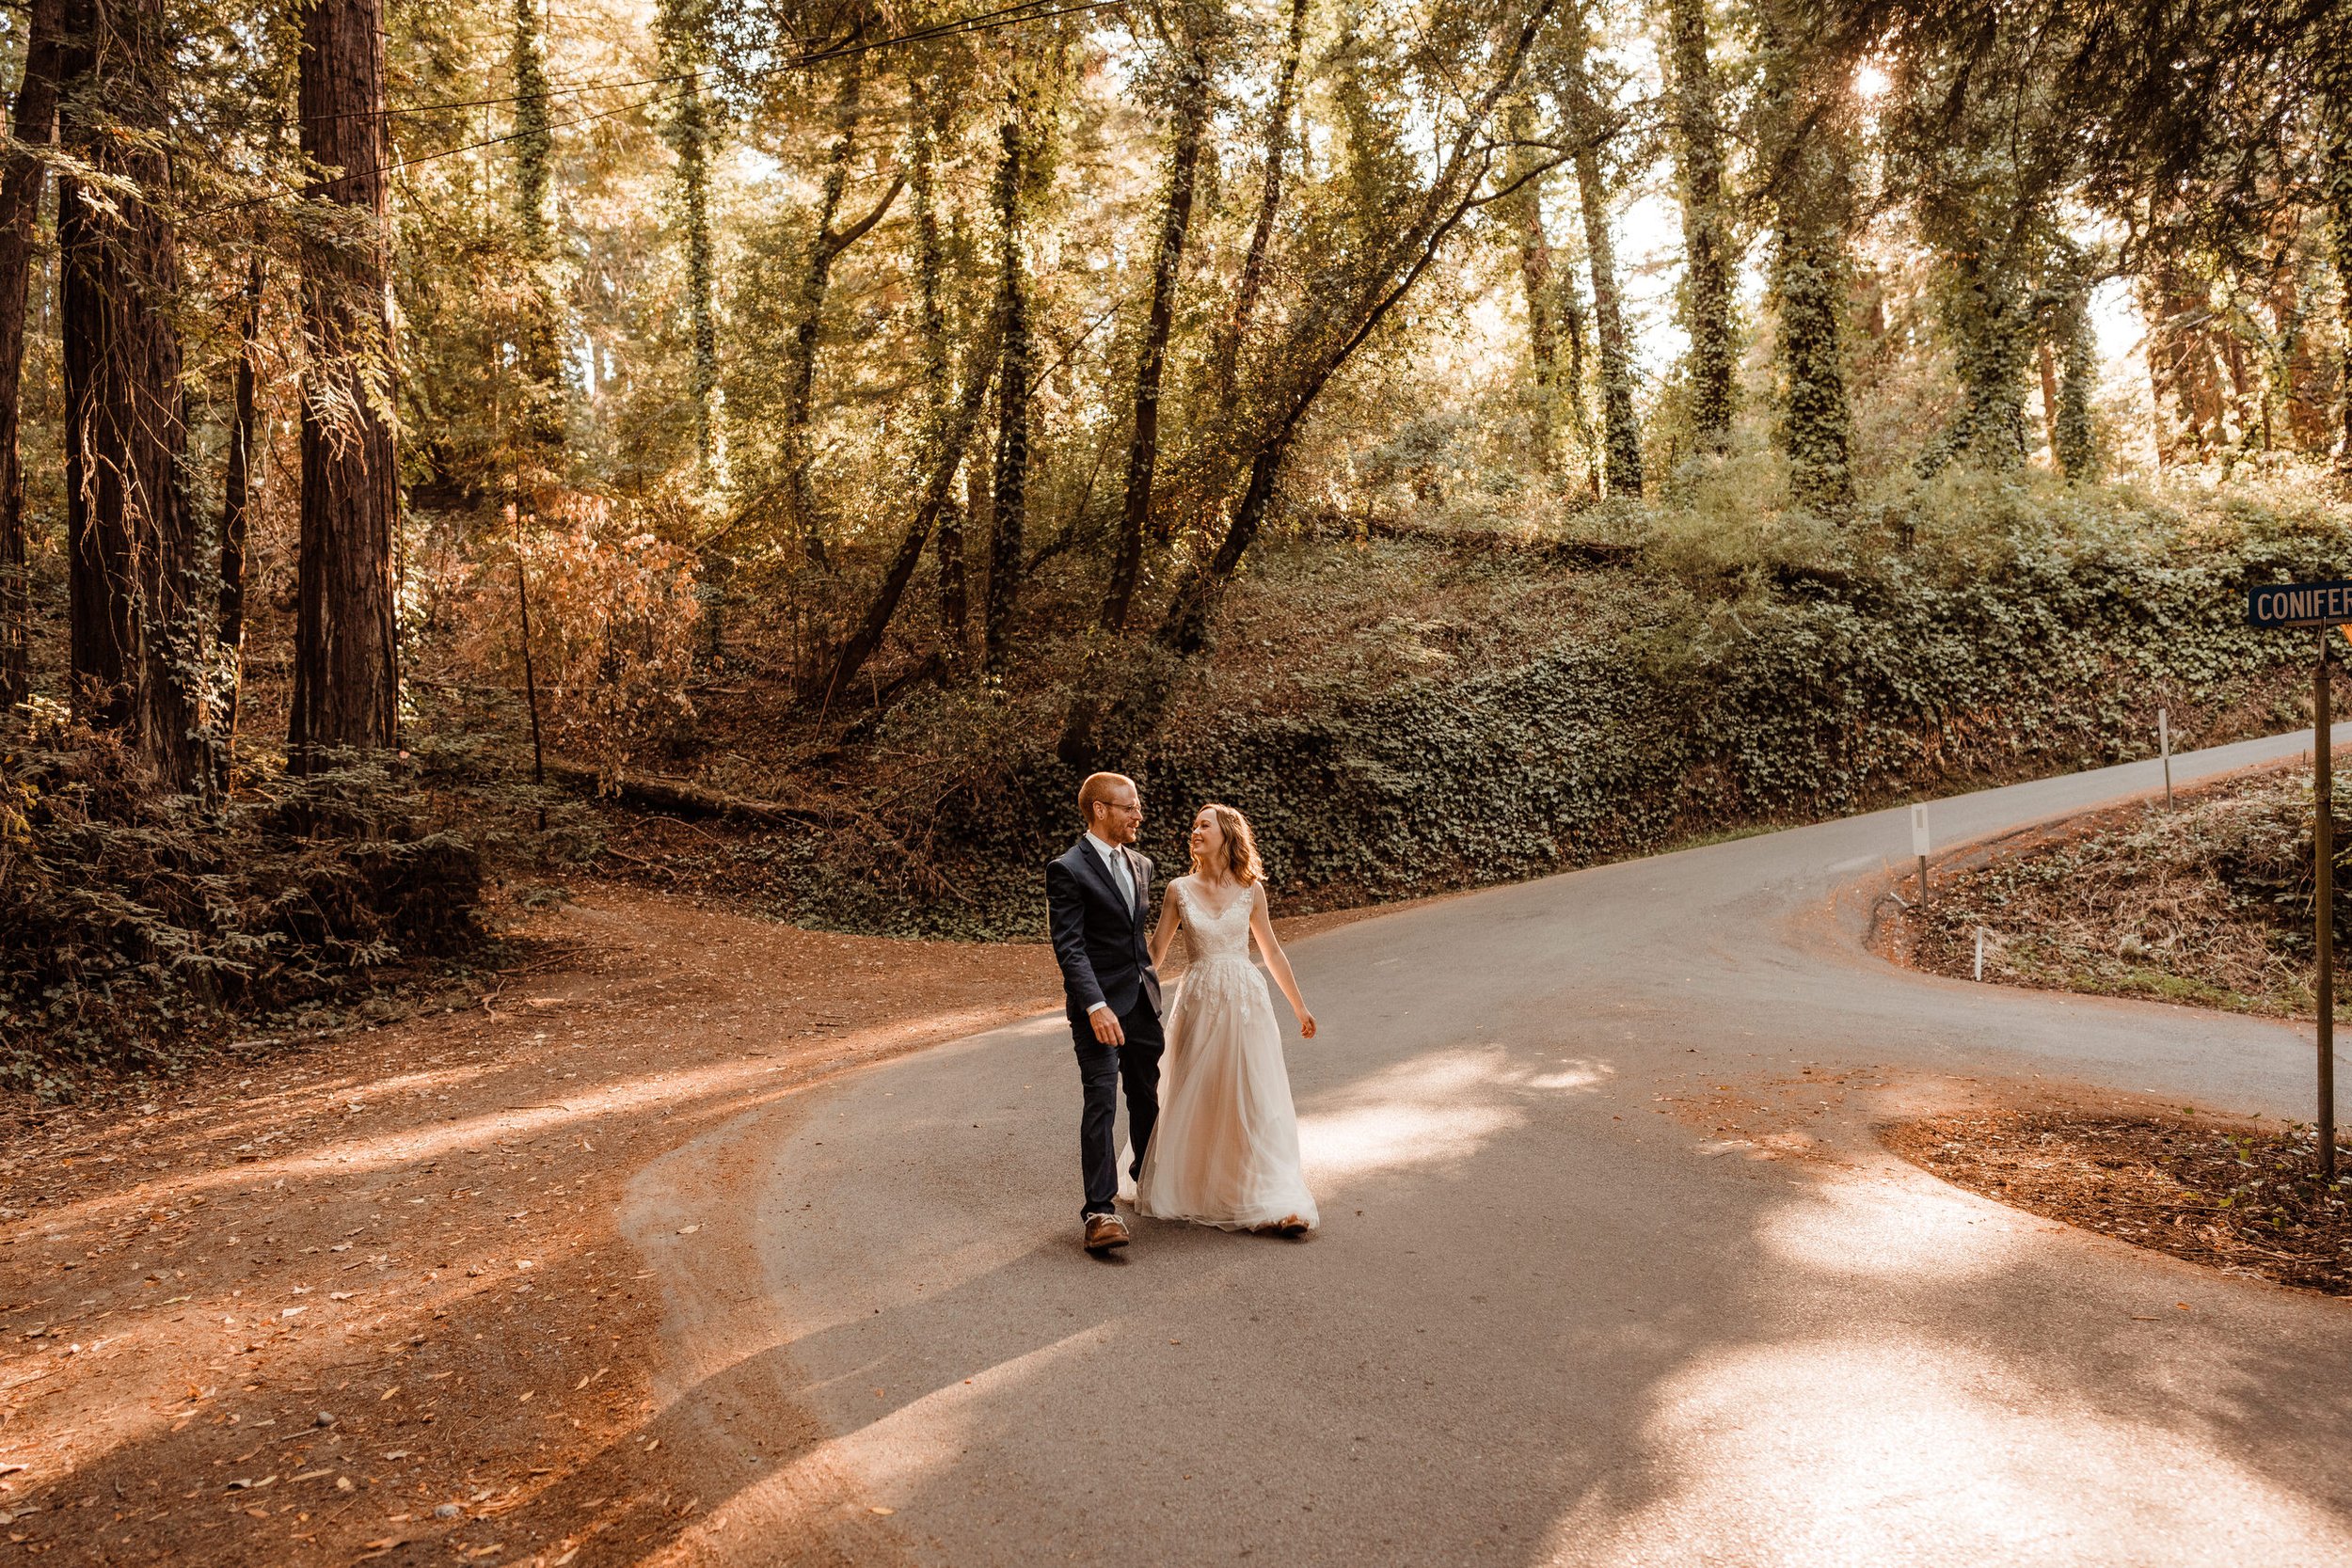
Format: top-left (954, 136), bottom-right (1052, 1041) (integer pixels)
top-left (572, 467), bottom-right (2352, 940)
top-left (0, 729), bottom-right (598, 1094)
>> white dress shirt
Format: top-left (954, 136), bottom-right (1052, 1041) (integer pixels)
top-left (1082, 832), bottom-right (1136, 1016)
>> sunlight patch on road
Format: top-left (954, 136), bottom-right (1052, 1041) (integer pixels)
top-left (1297, 1047), bottom-right (1610, 1183)
top-left (675, 1323), bottom-right (1115, 1557)
top-left (1757, 1176), bottom-right (2022, 1281)
top-left (1541, 1332), bottom-right (2349, 1566)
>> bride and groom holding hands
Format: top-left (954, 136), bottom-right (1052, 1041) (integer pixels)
top-left (1047, 770), bottom-right (1321, 1254)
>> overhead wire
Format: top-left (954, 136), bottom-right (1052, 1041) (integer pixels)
top-left (202, 0), bottom-right (1123, 219)
top-left (300, 0), bottom-right (1085, 125)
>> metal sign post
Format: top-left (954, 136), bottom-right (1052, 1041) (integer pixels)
top-left (2319, 628), bottom-right (2337, 1184)
top-left (2249, 581), bottom-right (2344, 1183)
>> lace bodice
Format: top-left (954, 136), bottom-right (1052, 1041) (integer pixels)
top-left (1174, 877), bottom-right (1258, 967)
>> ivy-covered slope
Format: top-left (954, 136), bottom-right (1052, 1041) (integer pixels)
top-left (759, 481), bottom-right (2351, 939)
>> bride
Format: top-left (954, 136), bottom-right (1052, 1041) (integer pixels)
top-left (1133, 802), bottom-right (1320, 1236)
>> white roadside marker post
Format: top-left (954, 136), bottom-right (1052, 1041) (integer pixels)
top-left (1974, 927), bottom-right (1985, 982)
top-left (2159, 706), bottom-right (2172, 809)
top-left (1911, 803), bottom-right (1931, 911)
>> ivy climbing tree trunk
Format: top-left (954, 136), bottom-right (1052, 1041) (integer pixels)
top-left (1501, 98), bottom-right (1561, 478)
top-left (1926, 248), bottom-right (2033, 472)
top-left (291, 0), bottom-right (402, 763)
top-left (1562, 22), bottom-right (1642, 498)
top-left (668, 37), bottom-right (717, 472)
top-left (0, 0), bottom-right (62, 712)
top-left (1097, 12), bottom-right (1213, 634)
top-left (510, 0), bottom-right (564, 455)
top-left (59, 0), bottom-right (207, 787)
top-left (779, 62), bottom-right (904, 569)
top-left (982, 100), bottom-right (1032, 680)
top-left (1664, 0), bottom-right (1734, 452)
top-left (1757, 5), bottom-right (1853, 514)
top-left (1553, 251), bottom-right (1600, 499)
top-left (2051, 261), bottom-right (2098, 480)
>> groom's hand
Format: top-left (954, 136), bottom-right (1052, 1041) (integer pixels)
top-left (1089, 1006), bottom-right (1126, 1046)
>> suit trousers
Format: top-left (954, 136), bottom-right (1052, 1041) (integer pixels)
top-left (1071, 995), bottom-right (1166, 1219)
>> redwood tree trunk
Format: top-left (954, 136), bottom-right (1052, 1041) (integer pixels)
top-left (59, 0), bottom-right (206, 786)
top-left (291, 0), bottom-right (401, 763)
top-left (0, 0), bottom-right (62, 712)
top-left (216, 257), bottom-right (264, 785)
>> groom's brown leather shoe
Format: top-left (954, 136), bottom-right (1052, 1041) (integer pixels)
top-left (1083, 1212), bottom-right (1131, 1253)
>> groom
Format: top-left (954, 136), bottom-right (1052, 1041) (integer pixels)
top-left (1045, 771), bottom-right (1165, 1254)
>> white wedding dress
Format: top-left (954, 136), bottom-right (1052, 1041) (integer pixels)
top-left (1133, 877), bottom-right (1319, 1231)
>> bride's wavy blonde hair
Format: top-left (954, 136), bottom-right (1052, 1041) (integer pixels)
top-left (1189, 802), bottom-right (1264, 886)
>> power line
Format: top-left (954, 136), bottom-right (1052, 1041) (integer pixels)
top-left (201, 0), bottom-right (1120, 220)
top-left (303, 0), bottom-right (1099, 125)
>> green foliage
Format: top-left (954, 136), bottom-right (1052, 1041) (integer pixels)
top-left (0, 735), bottom-right (485, 1092)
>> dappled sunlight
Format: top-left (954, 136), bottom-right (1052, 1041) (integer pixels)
top-left (1757, 1174), bottom-right (2025, 1282)
top-left (1297, 1047), bottom-right (1611, 1184)
top-left (683, 1324), bottom-right (1119, 1549)
top-left (1541, 1332), bottom-right (2352, 1565)
top-left (22, 1004), bottom-right (1032, 1231)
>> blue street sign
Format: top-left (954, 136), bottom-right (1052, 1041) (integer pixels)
top-left (2246, 580), bottom-right (2352, 628)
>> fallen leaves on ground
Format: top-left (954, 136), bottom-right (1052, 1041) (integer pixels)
top-left (1886, 1109), bottom-right (2352, 1295)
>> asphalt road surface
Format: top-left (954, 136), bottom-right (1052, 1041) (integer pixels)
top-left (628, 729), bottom-right (2352, 1567)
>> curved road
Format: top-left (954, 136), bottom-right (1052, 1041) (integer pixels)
top-left (627, 731), bottom-right (2352, 1567)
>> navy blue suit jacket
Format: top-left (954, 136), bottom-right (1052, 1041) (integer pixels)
top-left (1046, 838), bottom-right (1163, 1022)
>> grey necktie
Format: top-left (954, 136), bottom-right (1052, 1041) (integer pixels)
top-left (1102, 844), bottom-right (1134, 910)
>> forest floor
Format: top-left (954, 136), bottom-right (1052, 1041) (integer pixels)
top-left (0, 881), bottom-right (1388, 1567)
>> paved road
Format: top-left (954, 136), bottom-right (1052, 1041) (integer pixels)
top-left (628, 730), bottom-right (2352, 1567)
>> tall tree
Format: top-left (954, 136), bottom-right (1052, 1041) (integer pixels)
top-left (982, 42), bottom-right (1060, 680)
top-left (1755, 0), bottom-right (1854, 513)
top-left (59, 0), bottom-right (207, 785)
top-left (1097, 4), bottom-right (1216, 633)
top-left (0, 0), bottom-right (62, 712)
top-left (1063, 0), bottom-right (1562, 767)
top-left (1664, 0), bottom-right (1735, 452)
top-left (510, 0), bottom-right (565, 453)
top-left (777, 61), bottom-right (904, 568)
top-left (659, 0), bottom-right (720, 475)
top-left (1558, 16), bottom-right (1642, 498)
top-left (1203, 0), bottom-right (1309, 409)
top-left (1553, 249), bottom-right (1601, 499)
top-left (1501, 97), bottom-right (1563, 478)
top-left (215, 258), bottom-right (265, 785)
top-left (290, 0), bottom-right (402, 761)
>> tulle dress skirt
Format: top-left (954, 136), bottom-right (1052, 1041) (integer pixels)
top-left (1133, 954), bottom-right (1319, 1231)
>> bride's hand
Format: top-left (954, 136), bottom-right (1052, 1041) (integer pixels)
top-left (1297, 1010), bottom-right (1317, 1039)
